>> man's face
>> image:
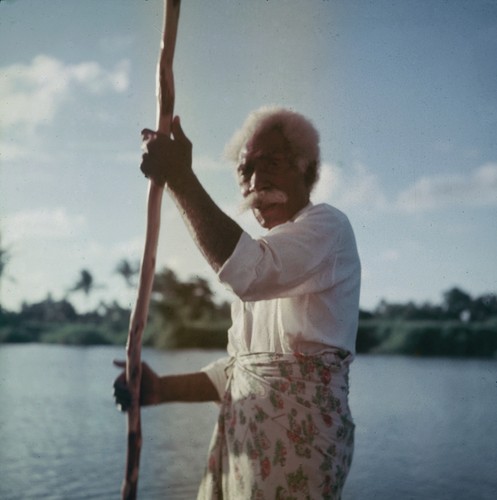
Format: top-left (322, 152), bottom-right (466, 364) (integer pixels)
top-left (237, 129), bottom-right (310, 229)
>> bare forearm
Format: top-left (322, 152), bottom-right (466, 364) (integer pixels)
top-left (158, 371), bottom-right (220, 403)
top-left (166, 171), bottom-right (243, 272)
top-left (141, 118), bottom-right (243, 271)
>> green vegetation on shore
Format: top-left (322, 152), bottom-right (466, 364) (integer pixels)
top-left (0, 267), bottom-right (231, 350)
top-left (1, 258), bottom-right (496, 357)
top-left (357, 318), bottom-right (497, 358)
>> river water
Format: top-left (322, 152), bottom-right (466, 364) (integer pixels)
top-left (1, 344), bottom-right (496, 499)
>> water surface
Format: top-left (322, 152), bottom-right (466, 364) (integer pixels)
top-left (1, 345), bottom-right (496, 499)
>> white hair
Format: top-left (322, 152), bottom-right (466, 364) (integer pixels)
top-left (225, 106), bottom-right (321, 190)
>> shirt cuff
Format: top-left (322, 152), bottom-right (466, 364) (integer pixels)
top-left (201, 356), bottom-right (232, 399)
top-left (218, 231), bottom-right (259, 297)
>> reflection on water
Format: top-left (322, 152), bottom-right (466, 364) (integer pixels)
top-left (0, 345), bottom-right (221, 500)
top-left (1, 345), bottom-right (496, 499)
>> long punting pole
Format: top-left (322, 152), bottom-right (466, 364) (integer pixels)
top-left (122, 1), bottom-right (181, 499)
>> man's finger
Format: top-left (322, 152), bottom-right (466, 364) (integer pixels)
top-left (113, 359), bottom-right (126, 369)
top-left (140, 155), bottom-right (150, 178)
top-left (114, 387), bottom-right (131, 404)
top-left (141, 128), bottom-right (157, 140)
top-left (116, 402), bottom-right (129, 413)
top-left (140, 155), bottom-right (165, 184)
top-left (172, 116), bottom-right (189, 143)
top-left (114, 381), bottom-right (131, 410)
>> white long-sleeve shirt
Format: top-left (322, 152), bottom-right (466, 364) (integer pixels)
top-left (202, 202), bottom-right (361, 396)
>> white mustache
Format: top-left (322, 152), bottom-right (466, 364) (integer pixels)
top-left (239, 189), bottom-right (288, 213)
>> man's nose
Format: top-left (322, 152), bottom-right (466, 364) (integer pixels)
top-left (248, 165), bottom-right (269, 193)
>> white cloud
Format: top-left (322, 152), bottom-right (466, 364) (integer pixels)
top-left (313, 162), bottom-right (387, 210)
top-left (0, 55), bottom-right (130, 130)
top-left (3, 208), bottom-right (87, 242)
top-left (68, 59), bottom-right (129, 93)
top-left (312, 163), bottom-right (334, 203)
top-left (313, 161), bottom-right (497, 214)
top-left (0, 140), bottom-right (32, 162)
top-left (85, 237), bottom-right (144, 264)
top-left (194, 155), bottom-right (230, 173)
top-left (379, 249), bottom-right (401, 262)
top-left (396, 163), bottom-right (497, 212)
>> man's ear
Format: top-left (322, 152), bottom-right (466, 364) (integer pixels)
top-left (304, 160), bottom-right (318, 189)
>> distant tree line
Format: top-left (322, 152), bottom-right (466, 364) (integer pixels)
top-left (362, 286), bottom-right (497, 322)
top-left (0, 233), bottom-right (496, 357)
top-left (0, 259), bottom-right (231, 349)
top-left (357, 287), bottom-right (497, 358)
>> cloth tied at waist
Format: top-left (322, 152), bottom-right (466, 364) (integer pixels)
top-left (198, 350), bottom-right (355, 500)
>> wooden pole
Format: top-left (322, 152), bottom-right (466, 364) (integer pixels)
top-left (122, 1), bottom-right (181, 499)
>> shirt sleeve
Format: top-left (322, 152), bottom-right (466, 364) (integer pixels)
top-left (218, 205), bottom-right (347, 301)
top-left (201, 356), bottom-right (232, 399)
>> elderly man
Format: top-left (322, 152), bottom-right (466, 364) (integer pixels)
top-left (114, 107), bottom-right (361, 499)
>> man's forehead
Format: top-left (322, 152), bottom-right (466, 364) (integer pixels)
top-left (244, 128), bottom-right (288, 158)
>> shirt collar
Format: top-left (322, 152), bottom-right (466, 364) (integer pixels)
top-left (290, 201), bottom-right (313, 222)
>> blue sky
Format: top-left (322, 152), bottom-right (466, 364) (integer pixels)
top-left (1, 0), bottom-right (496, 312)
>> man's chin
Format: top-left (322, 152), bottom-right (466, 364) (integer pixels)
top-left (253, 204), bottom-right (286, 229)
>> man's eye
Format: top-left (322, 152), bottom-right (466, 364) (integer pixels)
top-left (238, 164), bottom-right (253, 180)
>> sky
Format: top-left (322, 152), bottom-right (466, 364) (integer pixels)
top-left (1, 0), bottom-right (496, 313)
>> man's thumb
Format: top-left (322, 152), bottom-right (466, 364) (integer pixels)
top-left (172, 115), bottom-right (188, 142)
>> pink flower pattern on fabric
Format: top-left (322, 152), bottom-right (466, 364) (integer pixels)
top-left (197, 351), bottom-right (355, 500)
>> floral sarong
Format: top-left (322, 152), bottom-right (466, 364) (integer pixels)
top-left (197, 350), bottom-right (355, 500)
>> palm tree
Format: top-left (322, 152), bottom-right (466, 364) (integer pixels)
top-left (0, 245), bottom-right (10, 282)
top-left (70, 269), bottom-right (94, 296)
top-left (443, 287), bottom-right (472, 320)
top-left (115, 259), bottom-right (140, 288)
top-left (67, 269), bottom-right (104, 299)
top-left (0, 234), bottom-right (13, 310)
